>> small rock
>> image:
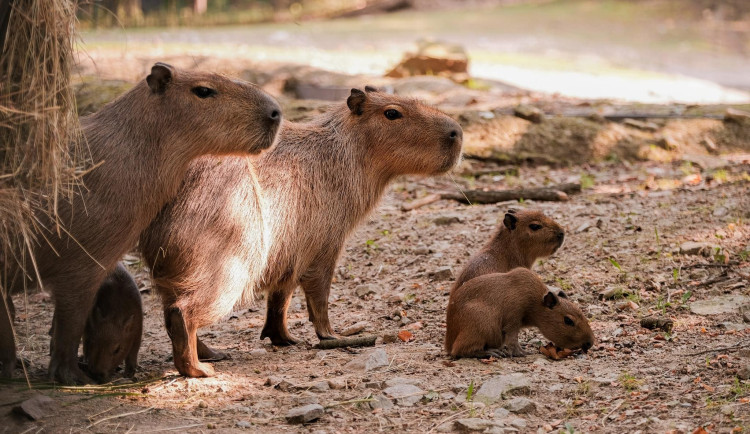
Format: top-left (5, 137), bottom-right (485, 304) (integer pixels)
top-left (514, 104), bottom-right (544, 123)
top-left (503, 397), bottom-right (536, 414)
top-left (612, 327), bottom-right (624, 337)
top-left (327, 378), bottom-right (348, 390)
top-left (285, 404), bottom-right (324, 424)
top-left (615, 300), bottom-right (638, 311)
top-left (344, 348), bottom-right (389, 372)
top-left (293, 392), bottom-right (320, 406)
top-left (368, 394), bottom-right (394, 410)
top-left (453, 418), bottom-right (501, 432)
top-left (434, 215), bottom-right (461, 226)
top-left (250, 348), bottom-right (267, 357)
top-left (737, 364), bottom-right (750, 380)
top-left (355, 284), bottom-right (380, 298)
top-left (713, 207), bottom-right (728, 217)
top-left (719, 322), bottom-right (749, 331)
top-left (475, 373), bottom-right (531, 404)
top-left (691, 295), bottom-right (750, 315)
top-left (383, 383), bottom-right (425, 406)
top-left (599, 287), bottom-right (626, 300)
top-left (382, 333), bottom-right (399, 344)
top-left (384, 377), bottom-right (423, 388)
top-left (264, 376), bottom-right (283, 387)
top-left (679, 241), bottom-right (716, 256)
top-left (657, 134), bottom-right (679, 150)
top-left (236, 421), bottom-right (252, 429)
top-left (197, 400), bottom-right (208, 409)
top-left (740, 305), bottom-right (750, 323)
top-left (341, 321), bottom-right (368, 336)
top-left (413, 245), bottom-right (430, 255)
top-left (507, 417), bottom-right (527, 429)
top-left (428, 267), bottom-right (453, 281)
top-left (310, 381), bottom-right (330, 392)
top-left (591, 377), bottom-right (616, 386)
top-left (725, 107), bottom-right (750, 123)
top-left (575, 221), bottom-right (592, 233)
top-left (493, 408), bottom-right (510, 419)
top-left (12, 395), bottom-right (56, 421)
top-left (276, 379), bottom-right (300, 392)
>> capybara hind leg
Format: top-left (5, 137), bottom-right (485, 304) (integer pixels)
top-left (450, 332), bottom-right (489, 359)
top-left (196, 338), bottom-right (230, 362)
top-left (260, 283), bottom-right (298, 346)
top-left (49, 287), bottom-right (97, 384)
top-left (300, 265), bottom-right (337, 340)
top-left (164, 307), bottom-right (214, 377)
top-left (0, 292), bottom-right (16, 378)
top-left (123, 333), bottom-right (142, 378)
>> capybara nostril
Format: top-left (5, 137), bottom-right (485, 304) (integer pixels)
top-left (450, 130), bottom-right (458, 139)
top-left (269, 109), bottom-right (280, 122)
top-left (581, 341), bottom-right (592, 353)
top-left (557, 231), bottom-right (565, 241)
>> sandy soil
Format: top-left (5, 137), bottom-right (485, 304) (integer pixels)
top-left (2, 155), bottom-right (749, 433)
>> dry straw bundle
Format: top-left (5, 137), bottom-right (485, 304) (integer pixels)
top-left (1, 0), bottom-right (88, 331)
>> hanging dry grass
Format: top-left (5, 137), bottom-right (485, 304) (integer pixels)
top-left (0, 0), bottom-right (90, 336)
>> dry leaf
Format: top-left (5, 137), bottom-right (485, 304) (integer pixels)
top-left (540, 343), bottom-right (575, 360)
top-left (397, 330), bottom-right (413, 342)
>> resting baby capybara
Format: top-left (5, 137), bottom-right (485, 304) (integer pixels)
top-left (82, 263), bottom-right (142, 382)
top-left (452, 209), bottom-right (565, 291)
top-left (0, 63), bottom-right (281, 383)
top-left (445, 268), bottom-right (594, 358)
top-left (140, 86), bottom-right (463, 377)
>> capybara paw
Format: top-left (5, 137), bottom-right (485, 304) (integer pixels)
top-left (316, 332), bottom-right (339, 341)
top-left (260, 327), bottom-right (299, 346)
top-left (51, 364), bottom-right (94, 385)
top-left (484, 349), bottom-right (505, 358)
top-left (180, 362), bottom-right (215, 378)
top-left (507, 344), bottom-right (526, 358)
top-left (198, 349), bottom-right (230, 362)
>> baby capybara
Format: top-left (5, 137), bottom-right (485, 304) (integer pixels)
top-left (140, 86), bottom-right (463, 377)
top-left (445, 268), bottom-right (594, 358)
top-left (83, 263), bottom-right (142, 382)
top-left (453, 209), bottom-right (565, 291)
top-left (0, 63), bottom-right (281, 383)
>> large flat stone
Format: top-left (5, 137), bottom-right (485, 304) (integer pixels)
top-left (383, 383), bottom-right (425, 407)
top-left (344, 348), bottom-right (389, 372)
top-left (475, 373), bottom-right (531, 404)
top-left (690, 295), bottom-right (750, 315)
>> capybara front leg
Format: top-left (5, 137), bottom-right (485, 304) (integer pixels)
top-left (0, 291), bottom-right (16, 378)
top-left (260, 283), bottom-right (298, 346)
top-left (196, 337), bottom-right (229, 362)
top-left (300, 265), bottom-right (337, 341)
top-left (501, 329), bottom-right (525, 357)
top-left (49, 284), bottom-right (97, 384)
top-left (164, 307), bottom-right (214, 377)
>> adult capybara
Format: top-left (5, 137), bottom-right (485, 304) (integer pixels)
top-left (0, 63), bottom-right (281, 383)
top-left (452, 209), bottom-right (565, 292)
top-left (140, 86), bottom-right (463, 377)
top-left (445, 268), bottom-right (594, 358)
top-left (83, 263), bottom-right (142, 382)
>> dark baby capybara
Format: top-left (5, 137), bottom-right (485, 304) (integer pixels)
top-left (140, 86), bottom-right (463, 377)
top-left (83, 263), bottom-right (142, 382)
top-left (452, 208), bottom-right (565, 292)
top-left (0, 63), bottom-right (281, 383)
top-left (445, 268), bottom-right (594, 358)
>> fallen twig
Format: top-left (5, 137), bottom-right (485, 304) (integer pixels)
top-left (684, 341), bottom-right (750, 357)
top-left (401, 183), bottom-right (582, 210)
top-left (324, 396), bottom-right (376, 409)
top-left (86, 406), bottom-right (154, 429)
top-left (314, 335), bottom-right (377, 349)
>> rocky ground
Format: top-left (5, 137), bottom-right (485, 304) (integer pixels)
top-left (1, 149), bottom-right (749, 433)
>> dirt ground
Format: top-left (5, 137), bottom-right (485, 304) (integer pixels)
top-left (1, 153), bottom-right (749, 433)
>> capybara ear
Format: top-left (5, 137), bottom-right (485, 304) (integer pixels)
top-left (147, 62), bottom-right (174, 94)
top-left (364, 85), bottom-right (379, 93)
top-left (503, 212), bottom-right (518, 230)
top-left (347, 88), bottom-right (366, 115)
top-left (558, 290), bottom-right (568, 299)
top-left (543, 291), bottom-right (559, 309)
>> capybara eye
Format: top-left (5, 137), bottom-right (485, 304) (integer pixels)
top-left (192, 86), bottom-right (217, 98)
top-left (384, 109), bottom-right (402, 120)
top-left (529, 223), bottom-right (542, 231)
top-left (564, 316), bottom-right (574, 326)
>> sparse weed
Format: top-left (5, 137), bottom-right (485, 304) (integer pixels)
top-left (580, 173), bottom-right (595, 189)
top-left (618, 372), bottom-right (642, 391)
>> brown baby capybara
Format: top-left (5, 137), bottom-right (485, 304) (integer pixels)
top-left (452, 209), bottom-right (565, 292)
top-left (82, 263), bottom-right (142, 382)
top-left (445, 268), bottom-right (594, 358)
top-left (0, 63), bottom-right (281, 383)
top-left (140, 86), bottom-right (463, 377)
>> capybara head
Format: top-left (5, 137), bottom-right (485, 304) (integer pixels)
top-left (345, 86), bottom-right (462, 175)
top-left (536, 290), bottom-right (594, 352)
top-left (502, 208), bottom-right (565, 259)
top-left (83, 306), bottom-right (138, 382)
top-left (142, 62), bottom-right (281, 156)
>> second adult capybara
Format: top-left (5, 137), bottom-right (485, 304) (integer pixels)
top-left (140, 86), bottom-right (463, 377)
top-left (452, 208), bottom-right (565, 291)
top-left (83, 263), bottom-right (142, 382)
top-left (0, 63), bottom-right (281, 384)
top-left (445, 268), bottom-right (594, 358)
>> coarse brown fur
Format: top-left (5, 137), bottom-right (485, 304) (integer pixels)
top-left (452, 209), bottom-right (565, 292)
top-left (82, 263), bottom-right (142, 382)
top-left (0, 63), bottom-right (281, 384)
top-left (445, 268), bottom-right (594, 358)
top-left (140, 87), bottom-right (463, 377)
